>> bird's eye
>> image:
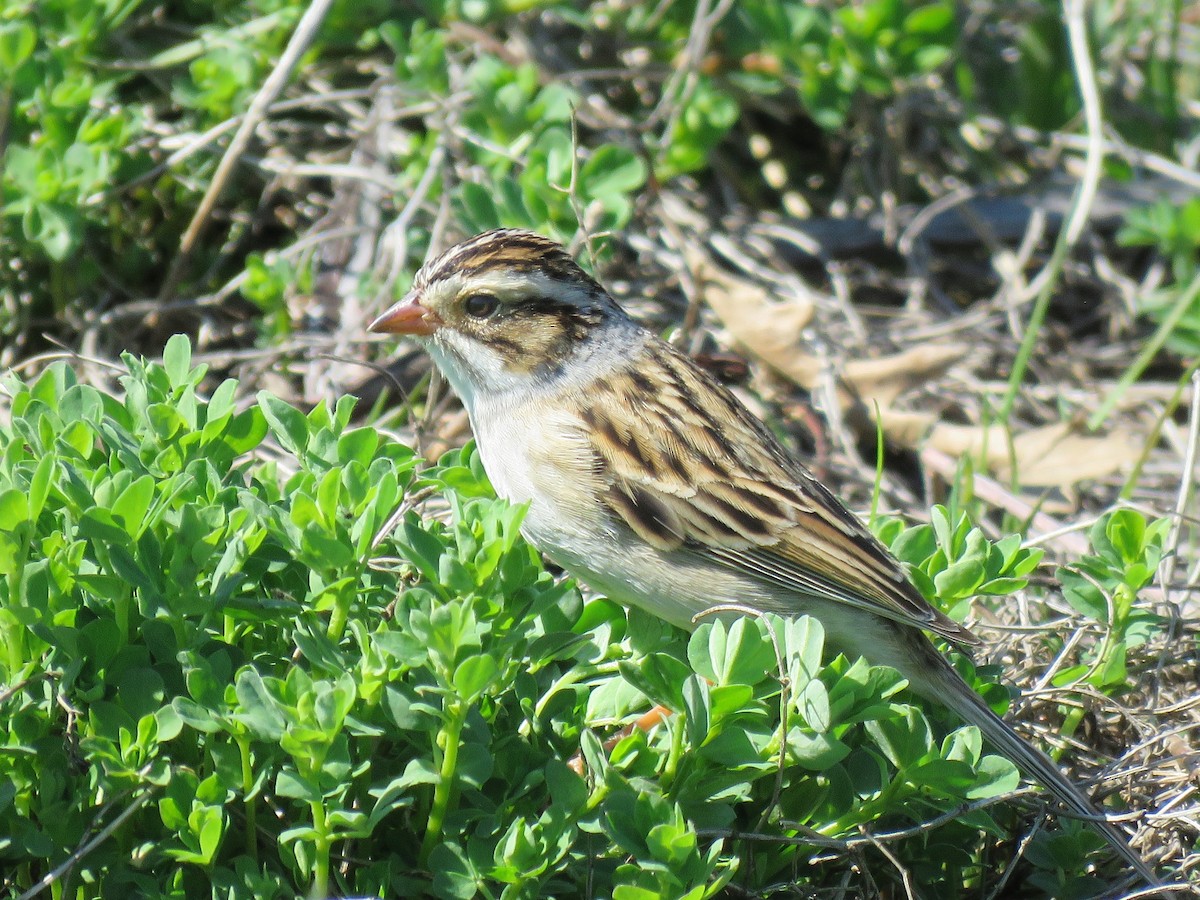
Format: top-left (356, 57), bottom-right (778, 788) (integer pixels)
top-left (463, 293), bottom-right (500, 319)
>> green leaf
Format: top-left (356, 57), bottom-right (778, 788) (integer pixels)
top-left (930, 505), bottom-right (955, 554)
top-left (112, 474), bottom-right (155, 537)
top-left (276, 769), bottom-right (322, 802)
top-left (783, 615), bottom-right (824, 686)
top-left (645, 818), bottom-right (694, 867)
top-left (544, 758), bottom-right (588, 811)
top-left (698, 617), bottom-right (774, 687)
top-left (681, 675), bottom-right (711, 747)
top-left (602, 790), bottom-right (653, 856)
top-left (688, 624), bottom-right (719, 682)
top-left (453, 654), bottom-right (499, 701)
top-left (1059, 568), bottom-right (1107, 621)
top-left (864, 705), bottom-right (933, 768)
top-left (0, 22), bottom-right (36, 73)
top-left (0, 488), bottom-right (29, 529)
top-left (977, 576), bottom-right (1027, 595)
top-left (786, 729), bottom-right (850, 770)
top-left (613, 887), bottom-right (661, 900)
top-left (891, 522), bottom-right (936, 565)
top-left (796, 678), bottom-right (831, 732)
top-left (162, 335), bottom-right (192, 388)
top-left (25, 204), bottom-right (76, 260)
top-left (934, 555), bottom-right (985, 599)
top-left (579, 729), bottom-right (611, 782)
top-left (1010, 546), bottom-right (1044, 577)
top-left (966, 754), bottom-right (1021, 800)
top-left (910, 757), bottom-right (977, 796)
top-left (1106, 510), bottom-right (1146, 565)
top-left (458, 182), bottom-right (502, 233)
top-left (316, 467), bottom-right (341, 525)
top-left (147, 403), bottom-right (188, 441)
top-left (1091, 641), bottom-right (1129, 688)
top-left (172, 697), bottom-right (221, 733)
top-left (206, 377), bottom-right (238, 421)
top-left (257, 392), bottom-right (309, 455)
top-left (225, 408), bottom-right (269, 453)
top-left (397, 518), bottom-right (448, 587)
top-left (430, 841), bottom-right (480, 900)
top-left (337, 427), bottom-right (378, 466)
top-left (194, 806), bottom-right (225, 863)
top-left (904, 4), bottom-right (953, 35)
top-left (233, 669), bottom-right (287, 741)
top-left (27, 453), bottom-right (54, 522)
top-left (580, 145), bottom-right (647, 200)
top-left (619, 653), bottom-right (690, 711)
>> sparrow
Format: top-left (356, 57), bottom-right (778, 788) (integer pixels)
top-left (368, 228), bottom-right (1159, 886)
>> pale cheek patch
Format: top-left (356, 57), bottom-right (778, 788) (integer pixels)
top-left (432, 330), bottom-right (530, 400)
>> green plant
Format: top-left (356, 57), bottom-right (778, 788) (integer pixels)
top-left (1054, 509), bottom-right (1168, 695)
top-left (2, 0), bottom-right (1193, 891)
top-left (1119, 198), bottom-right (1200, 355)
top-left (728, 0), bottom-right (957, 131)
top-left (0, 0), bottom-right (300, 338)
top-left (0, 338), bottom-right (1142, 898)
top-left (415, 53), bottom-right (647, 244)
top-left (876, 505), bottom-right (1045, 628)
top-left (1120, 197), bottom-right (1200, 284)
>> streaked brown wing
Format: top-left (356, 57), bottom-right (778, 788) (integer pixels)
top-left (582, 339), bottom-right (980, 648)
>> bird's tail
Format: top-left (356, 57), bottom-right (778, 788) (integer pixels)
top-left (920, 656), bottom-right (1162, 889)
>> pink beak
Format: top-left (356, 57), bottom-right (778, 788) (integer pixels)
top-left (368, 295), bottom-right (442, 336)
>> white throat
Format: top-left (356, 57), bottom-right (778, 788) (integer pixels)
top-left (426, 316), bottom-right (649, 421)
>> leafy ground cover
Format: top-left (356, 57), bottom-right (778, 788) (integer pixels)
top-left (2, 0), bottom-right (1199, 897)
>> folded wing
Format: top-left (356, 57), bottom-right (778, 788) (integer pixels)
top-left (581, 340), bottom-right (979, 648)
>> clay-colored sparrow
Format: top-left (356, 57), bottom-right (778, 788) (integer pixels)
top-left (369, 229), bottom-right (1158, 884)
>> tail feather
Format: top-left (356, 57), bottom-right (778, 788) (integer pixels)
top-left (922, 657), bottom-right (1162, 889)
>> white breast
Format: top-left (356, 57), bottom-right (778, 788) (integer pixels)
top-left (449, 325), bottom-right (771, 630)
top-left (451, 317), bottom-right (648, 524)
top-left (463, 391), bottom-right (714, 629)
top-left (471, 398), bottom-right (605, 546)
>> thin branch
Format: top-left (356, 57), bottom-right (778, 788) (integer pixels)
top-left (158, 0), bottom-right (337, 303)
top-left (17, 785), bottom-right (159, 900)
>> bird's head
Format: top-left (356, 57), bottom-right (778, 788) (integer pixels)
top-left (369, 229), bottom-right (630, 406)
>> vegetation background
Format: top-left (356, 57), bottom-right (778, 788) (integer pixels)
top-left (1, 0), bottom-right (1198, 897)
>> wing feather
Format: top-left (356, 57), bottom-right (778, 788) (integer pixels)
top-left (581, 340), bottom-right (980, 648)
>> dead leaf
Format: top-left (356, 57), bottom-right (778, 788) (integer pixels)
top-left (691, 249), bottom-right (964, 405)
top-left (922, 420), bottom-right (1143, 488)
top-left (844, 345), bottom-right (966, 408)
top-left (690, 249), bottom-right (819, 385)
top-left (689, 245), bottom-right (1142, 489)
top-left (1005, 423), bottom-right (1144, 487)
